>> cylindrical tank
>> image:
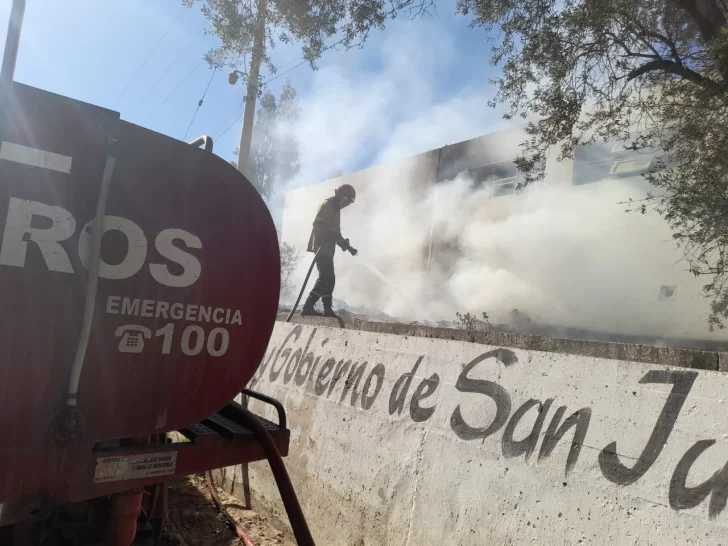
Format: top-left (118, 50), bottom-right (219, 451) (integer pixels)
top-left (0, 82), bottom-right (280, 454)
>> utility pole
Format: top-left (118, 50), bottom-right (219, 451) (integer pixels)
top-left (236, 0), bottom-right (268, 179)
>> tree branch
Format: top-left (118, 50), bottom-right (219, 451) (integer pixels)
top-left (670, 0), bottom-right (726, 44)
top-left (627, 58), bottom-right (720, 89)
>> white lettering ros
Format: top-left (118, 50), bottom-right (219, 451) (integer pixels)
top-left (0, 198), bottom-right (202, 288)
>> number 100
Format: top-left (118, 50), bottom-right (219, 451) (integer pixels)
top-left (155, 323), bottom-right (229, 357)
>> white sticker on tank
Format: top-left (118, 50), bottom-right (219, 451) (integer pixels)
top-left (93, 452), bottom-right (177, 483)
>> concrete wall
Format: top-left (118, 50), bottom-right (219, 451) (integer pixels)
top-left (222, 317), bottom-right (728, 545)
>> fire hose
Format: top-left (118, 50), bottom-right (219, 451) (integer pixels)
top-left (285, 249), bottom-right (320, 322)
top-left (205, 472), bottom-right (257, 546)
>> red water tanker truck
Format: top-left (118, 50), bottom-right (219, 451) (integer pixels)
top-left (0, 2), bottom-right (312, 544)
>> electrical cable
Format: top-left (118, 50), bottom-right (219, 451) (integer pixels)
top-left (212, 110), bottom-right (240, 140)
top-left (214, 110), bottom-right (244, 141)
top-left (129, 30), bottom-right (201, 116)
top-left (113, 5), bottom-right (184, 107)
top-left (183, 67), bottom-right (217, 140)
top-left (261, 59), bottom-right (307, 86)
top-left (144, 60), bottom-right (203, 123)
top-left (213, 36), bottom-right (349, 144)
top-left (262, 36), bottom-right (347, 86)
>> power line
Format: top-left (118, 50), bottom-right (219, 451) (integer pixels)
top-left (262, 36), bottom-right (347, 86)
top-left (129, 30), bottom-right (201, 116)
top-left (215, 111), bottom-right (244, 141)
top-left (212, 108), bottom-right (240, 139)
top-left (113, 6), bottom-right (184, 107)
top-left (214, 59), bottom-right (325, 143)
top-left (183, 68), bottom-right (217, 140)
top-left (215, 36), bottom-right (349, 143)
top-left (158, 61), bottom-right (203, 106)
top-left (272, 52), bottom-right (305, 74)
top-left (143, 60), bottom-right (203, 123)
top-left (262, 59), bottom-right (308, 86)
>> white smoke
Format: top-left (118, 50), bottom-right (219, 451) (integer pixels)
top-left (277, 16), bottom-right (718, 342)
top-left (281, 16), bottom-right (507, 188)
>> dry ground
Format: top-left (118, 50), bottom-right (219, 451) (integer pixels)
top-left (160, 474), bottom-right (294, 546)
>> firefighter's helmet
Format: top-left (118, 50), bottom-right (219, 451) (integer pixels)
top-left (335, 184), bottom-right (356, 208)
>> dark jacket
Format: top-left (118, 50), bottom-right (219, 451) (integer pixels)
top-left (307, 197), bottom-right (347, 255)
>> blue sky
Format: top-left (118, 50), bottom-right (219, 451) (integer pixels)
top-left (1, 0), bottom-right (501, 183)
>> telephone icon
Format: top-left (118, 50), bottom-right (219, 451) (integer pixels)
top-left (115, 325), bottom-right (152, 354)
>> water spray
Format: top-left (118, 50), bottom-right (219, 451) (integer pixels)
top-left (353, 254), bottom-right (434, 323)
top-left (285, 245), bottom-right (432, 323)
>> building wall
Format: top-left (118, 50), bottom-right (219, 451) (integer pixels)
top-left (280, 130), bottom-right (723, 344)
top-left (221, 318), bottom-right (728, 545)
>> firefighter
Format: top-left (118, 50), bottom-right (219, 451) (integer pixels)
top-left (301, 184), bottom-right (358, 317)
